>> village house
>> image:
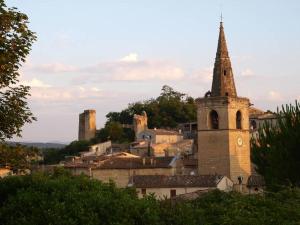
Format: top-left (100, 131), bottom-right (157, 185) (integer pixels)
top-left (69, 21), bottom-right (268, 196)
top-left (130, 175), bottom-right (233, 199)
top-left (64, 154), bottom-right (182, 188)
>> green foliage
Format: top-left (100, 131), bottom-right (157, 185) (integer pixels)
top-left (251, 101), bottom-right (300, 188)
top-left (92, 122), bottom-right (135, 144)
top-left (0, 144), bottom-right (40, 172)
top-left (93, 85), bottom-right (195, 144)
top-left (106, 85), bottom-right (197, 129)
top-left (0, 172), bottom-right (300, 225)
top-left (0, 0), bottom-right (37, 141)
top-left (43, 140), bottom-right (90, 164)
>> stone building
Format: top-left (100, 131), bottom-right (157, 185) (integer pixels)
top-left (133, 111), bottom-right (148, 140)
top-left (64, 155), bottom-right (180, 188)
top-left (131, 175), bottom-right (233, 199)
top-left (137, 129), bottom-right (183, 144)
top-left (197, 21), bottom-right (251, 187)
top-left (78, 109), bottom-right (96, 141)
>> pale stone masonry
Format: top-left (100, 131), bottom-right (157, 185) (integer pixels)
top-left (197, 22), bottom-right (251, 186)
top-left (78, 109), bottom-right (96, 141)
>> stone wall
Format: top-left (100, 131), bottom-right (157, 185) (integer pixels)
top-left (92, 167), bottom-right (176, 187)
top-left (197, 96), bottom-right (251, 184)
top-left (78, 110), bottom-right (96, 141)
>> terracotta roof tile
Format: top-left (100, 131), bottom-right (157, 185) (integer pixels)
top-left (132, 175), bottom-right (223, 188)
top-left (96, 157), bottom-right (175, 169)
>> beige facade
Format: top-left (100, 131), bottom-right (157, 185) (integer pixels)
top-left (134, 175), bottom-right (233, 199)
top-left (137, 129), bottom-right (183, 144)
top-left (136, 187), bottom-right (209, 199)
top-left (133, 111), bottom-right (148, 140)
top-left (197, 22), bottom-right (251, 185)
top-left (89, 141), bottom-right (112, 156)
top-left (66, 167), bottom-right (176, 188)
top-left (92, 167), bottom-right (175, 187)
top-left (197, 97), bottom-right (251, 184)
top-left (78, 110), bottom-right (96, 141)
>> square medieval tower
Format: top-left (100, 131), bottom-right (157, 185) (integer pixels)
top-left (197, 22), bottom-right (251, 185)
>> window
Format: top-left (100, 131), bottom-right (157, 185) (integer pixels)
top-left (250, 120), bottom-right (257, 130)
top-left (141, 188), bottom-right (146, 196)
top-left (224, 70), bottom-right (227, 76)
top-left (170, 189), bottom-right (176, 198)
top-left (236, 111), bottom-right (242, 129)
top-left (210, 110), bottom-right (219, 129)
top-left (225, 92), bottom-right (229, 96)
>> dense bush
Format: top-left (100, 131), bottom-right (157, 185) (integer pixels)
top-left (0, 171), bottom-right (299, 225)
top-left (251, 101), bottom-right (300, 188)
top-left (42, 140), bottom-right (90, 164)
top-left (0, 144), bottom-right (40, 172)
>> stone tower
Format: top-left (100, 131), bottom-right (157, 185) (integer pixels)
top-left (197, 22), bottom-right (251, 186)
top-left (78, 109), bottom-right (96, 141)
top-left (133, 111), bottom-right (148, 140)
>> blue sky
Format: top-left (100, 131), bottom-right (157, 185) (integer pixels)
top-left (7, 0), bottom-right (300, 143)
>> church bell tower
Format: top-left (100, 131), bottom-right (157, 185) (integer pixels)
top-left (197, 21), bottom-right (251, 186)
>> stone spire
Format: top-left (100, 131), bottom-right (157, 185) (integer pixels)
top-left (211, 22), bottom-right (237, 97)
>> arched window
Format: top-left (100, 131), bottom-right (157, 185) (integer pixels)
top-left (210, 110), bottom-right (219, 129)
top-left (236, 111), bottom-right (242, 129)
top-left (250, 120), bottom-right (257, 130)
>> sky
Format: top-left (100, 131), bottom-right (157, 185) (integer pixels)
top-left (6, 0), bottom-right (300, 143)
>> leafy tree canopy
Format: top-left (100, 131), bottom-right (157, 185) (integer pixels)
top-left (251, 101), bottom-right (300, 188)
top-left (0, 171), bottom-right (299, 225)
top-left (0, 144), bottom-right (40, 172)
top-left (93, 85), bottom-right (196, 143)
top-left (0, 0), bottom-right (36, 141)
top-left (42, 140), bottom-right (90, 165)
top-left (106, 85), bottom-right (197, 128)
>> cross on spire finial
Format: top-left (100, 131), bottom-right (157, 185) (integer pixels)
top-left (220, 12), bottom-right (223, 23)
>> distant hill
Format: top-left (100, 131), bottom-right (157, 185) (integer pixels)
top-left (6, 142), bottom-right (67, 149)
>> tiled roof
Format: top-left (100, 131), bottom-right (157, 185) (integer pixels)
top-left (247, 175), bottom-right (266, 187)
top-left (64, 163), bottom-right (93, 169)
top-left (131, 175), bottom-right (223, 188)
top-left (249, 107), bottom-right (265, 116)
top-left (149, 129), bottom-right (182, 136)
top-left (96, 157), bottom-right (175, 169)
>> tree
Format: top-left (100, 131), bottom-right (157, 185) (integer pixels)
top-left (0, 144), bottom-right (40, 173)
top-left (105, 85), bottom-right (197, 129)
top-left (0, 171), bottom-right (300, 225)
top-left (0, 0), bottom-right (37, 141)
top-left (92, 122), bottom-right (135, 144)
top-left (251, 101), bottom-right (300, 188)
top-left (43, 140), bottom-right (90, 164)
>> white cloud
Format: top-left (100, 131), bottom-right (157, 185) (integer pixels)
top-left (24, 63), bottom-right (77, 73)
top-left (268, 90), bottom-right (283, 101)
top-left (112, 61), bottom-right (184, 81)
top-left (120, 53), bottom-right (139, 62)
top-left (73, 56), bottom-right (185, 82)
top-left (241, 68), bottom-right (254, 77)
top-left (29, 86), bottom-right (104, 102)
top-left (190, 67), bottom-right (213, 83)
top-left (21, 78), bottom-right (52, 88)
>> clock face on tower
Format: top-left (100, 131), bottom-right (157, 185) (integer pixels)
top-left (237, 137), bottom-right (243, 146)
